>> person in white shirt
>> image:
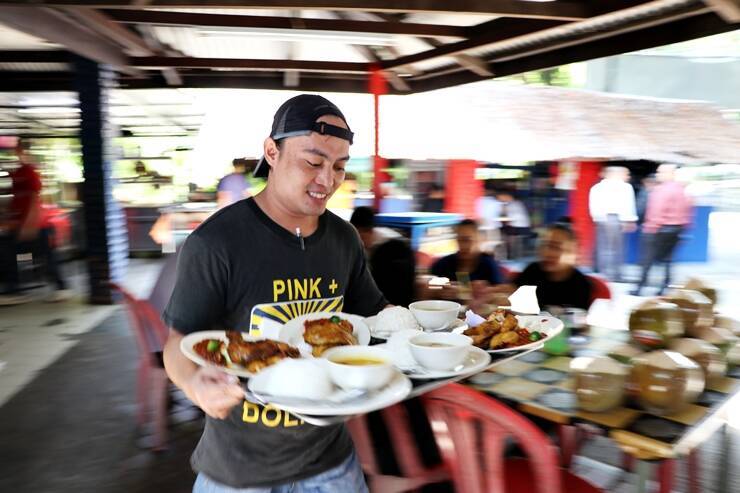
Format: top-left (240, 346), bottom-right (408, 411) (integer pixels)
top-left (589, 166), bottom-right (637, 281)
top-left (497, 192), bottom-right (531, 259)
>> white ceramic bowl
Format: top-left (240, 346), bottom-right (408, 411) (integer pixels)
top-left (409, 300), bottom-right (461, 331)
top-left (323, 345), bottom-right (395, 391)
top-left (408, 332), bottom-right (472, 371)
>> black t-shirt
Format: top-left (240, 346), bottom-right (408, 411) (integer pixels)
top-left (430, 252), bottom-right (502, 284)
top-left (163, 198), bottom-right (387, 488)
top-left (514, 262), bottom-right (593, 310)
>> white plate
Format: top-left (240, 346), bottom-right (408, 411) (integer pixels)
top-left (279, 312), bottom-right (371, 357)
top-left (454, 314), bottom-right (564, 353)
top-left (180, 330), bottom-right (292, 379)
top-left (366, 316), bottom-right (467, 340)
top-left (248, 368), bottom-right (412, 416)
top-left (376, 343), bottom-right (491, 379)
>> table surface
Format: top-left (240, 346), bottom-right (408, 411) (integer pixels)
top-left (465, 325), bottom-right (740, 459)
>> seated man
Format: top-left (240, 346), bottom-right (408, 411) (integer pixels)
top-left (426, 219), bottom-right (503, 301)
top-left (491, 223), bottom-right (593, 310)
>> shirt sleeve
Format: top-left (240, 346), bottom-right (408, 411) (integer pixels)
top-left (162, 233), bottom-right (229, 334)
top-left (216, 176), bottom-right (227, 192)
top-left (621, 183), bottom-right (638, 222)
top-left (343, 232), bottom-right (387, 317)
top-left (483, 256), bottom-right (502, 284)
top-left (588, 184), bottom-right (601, 221)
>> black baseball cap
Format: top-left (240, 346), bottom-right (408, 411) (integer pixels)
top-left (253, 94), bottom-right (354, 178)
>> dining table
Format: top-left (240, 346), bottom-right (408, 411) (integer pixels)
top-left (465, 324), bottom-right (740, 493)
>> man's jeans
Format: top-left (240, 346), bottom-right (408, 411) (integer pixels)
top-left (594, 214), bottom-right (624, 281)
top-left (193, 451), bottom-right (368, 493)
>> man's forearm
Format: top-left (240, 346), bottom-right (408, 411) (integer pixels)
top-left (163, 329), bottom-right (199, 402)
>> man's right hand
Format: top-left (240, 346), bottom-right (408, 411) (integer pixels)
top-left (185, 367), bottom-right (244, 419)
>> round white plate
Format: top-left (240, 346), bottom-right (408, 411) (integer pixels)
top-left (248, 368), bottom-right (412, 416)
top-left (366, 316), bottom-right (467, 340)
top-left (279, 312), bottom-right (371, 356)
top-left (454, 314), bottom-right (564, 353)
top-left (376, 343), bottom-right (491, 379)
top-left (180, 330), bottom-right (286, 379)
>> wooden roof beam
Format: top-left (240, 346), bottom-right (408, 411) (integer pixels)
top-left (24, 1), bottom-right (593, 20)
top-left (0, 50), bottom-right (71, 63)
top-left (332, 12), bottom-right (410, 91)
top-left (103, 8), bottom-right (469, 37)
top-left (411, 11), bottom-right (736, 92)
top-left (57, 7), bottom-right (154, 56)
top-left (381, 18), bottom-right (564, 70)
top-left (417, 36), bottom-right (493, 77)
top-left (129, 56), bottom-right (370, 73)
top-left (0, 6), bottom-right (139, 75)
top-left (702, 0), bottom-right (740, 22)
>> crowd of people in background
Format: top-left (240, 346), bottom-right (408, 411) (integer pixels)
top-left (349, 161), bottom-right (694, 313)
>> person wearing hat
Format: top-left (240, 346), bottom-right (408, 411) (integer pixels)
top-left (162, 95), bottom-right (386, 492)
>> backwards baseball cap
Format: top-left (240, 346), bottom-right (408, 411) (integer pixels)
top-left (253, 94), bottom-right (354, 178)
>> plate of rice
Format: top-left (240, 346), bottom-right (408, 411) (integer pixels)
top-left (366, 306), bottom-right (422, 340)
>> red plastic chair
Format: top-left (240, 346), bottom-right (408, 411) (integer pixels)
top-left (347, 403), bottom-right (450, 492)
top-left (422, 384), bottom-right (604, 493)
top-left (110, 283), bottom-right (170, 450)
top-left (586, 274), bottom-right (612, 305)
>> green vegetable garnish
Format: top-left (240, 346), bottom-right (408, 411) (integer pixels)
top-left (330, 315), bottom-right (341, 323)
top-left (529, 332), bottom-right (542, 342)
top-left (207, 340), bottom-right (220, 352)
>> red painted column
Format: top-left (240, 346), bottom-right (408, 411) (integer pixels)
top-left (444, 160), bottom-right (483, 217)
top-left (369, 66), bottom-right (388, 212)
top-left (569, 160), bottom-right (602, 267)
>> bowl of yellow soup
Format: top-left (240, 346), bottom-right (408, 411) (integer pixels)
top-left (323, 346), bottom-right (395, 391)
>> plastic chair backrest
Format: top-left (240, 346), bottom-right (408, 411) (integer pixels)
top-left (347, 403), bottom-right (432, 480)
top-left (422, 383), bottom-right (562, 493)
top-left (111, 283), bottom-right (168, 364)
top-left (586, 274), bottom-right (611, 305)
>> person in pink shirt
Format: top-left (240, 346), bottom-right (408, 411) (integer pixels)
top-left (632, 164), bottom-right (693, 296)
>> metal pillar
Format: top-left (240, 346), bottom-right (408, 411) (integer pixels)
top-left (73, 56), bottom-right (128, 304)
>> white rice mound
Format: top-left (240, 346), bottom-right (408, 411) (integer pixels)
top-left (375, 306), bottom-right (421, 336)
top-left (253, 358), bottom-right (333, 399)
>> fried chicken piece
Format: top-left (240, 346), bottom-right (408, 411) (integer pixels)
top-left (501, 314), bottom-right (519, 332)
top-left (224, 331), bottom-right (299, 372)
top-left (489, 330), bottom-right (520, 349)
top-left (464, 320), bottom-right (501, 348)
top-left (303, 319), bottom-right (357, 346)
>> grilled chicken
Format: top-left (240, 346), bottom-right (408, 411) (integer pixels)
top-left (303, 319), bottom-right (356, 346)
top-left (224, 331), bottom-right (300, 373)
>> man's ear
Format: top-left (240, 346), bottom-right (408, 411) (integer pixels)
top-left (264, 137), bottom-right (279, 166)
